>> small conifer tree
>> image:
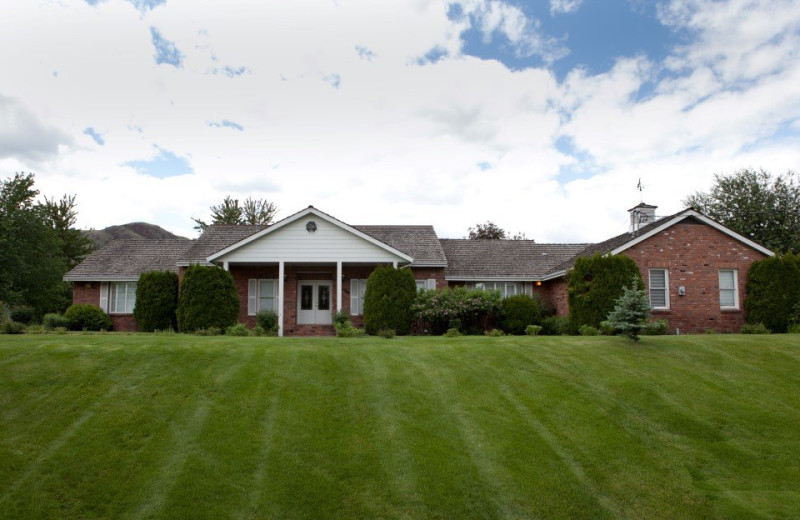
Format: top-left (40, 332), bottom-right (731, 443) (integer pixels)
top-left (604, 277), bottom-right (651, 342)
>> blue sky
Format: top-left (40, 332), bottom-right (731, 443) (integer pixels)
top-left (0, 0), bottom-right (798, 241)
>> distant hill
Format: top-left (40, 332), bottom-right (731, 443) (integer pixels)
top-left (82, 222), bottom-right (189, 250)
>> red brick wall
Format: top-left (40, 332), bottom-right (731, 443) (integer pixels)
top-left (73, 283), bottom-right (100, 305)
top-left (545, 278), bottom-right (569, 317)
top-left (227, 264), bottom-right (446, 334)
top-left (623, 221), bottom-right (767, 333)
top-left (544, 221), bottom-right (769, 333)
top-left (71, 283), bottom-right (138, 331)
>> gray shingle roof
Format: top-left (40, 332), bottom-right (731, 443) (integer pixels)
top-left (546, 209), bottom-right (690, 275)
top-left (440, 239), bottom-right (590, 279)
top-left (355, 226), bottom-right (447, 265)
top-left (64, 239), bottom-right (192, 281)
top-left (179, 225), bottom-right (266, 264)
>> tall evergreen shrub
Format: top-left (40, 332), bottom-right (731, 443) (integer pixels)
top-left (177, 265), bottom-right (239, 332)
top-left (745, 253), bottom-right (800, 332)
top-left (501, 294), bottom-right (546, 335)
top-left (363, 266), bottom-right (416, 335)
top-left (568, 254), bottom-right (643, 329)
top-left (134, 270), bottom-right (179, 332)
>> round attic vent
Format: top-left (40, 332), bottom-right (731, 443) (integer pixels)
top-left (306, 221), bottom-right (317, 233)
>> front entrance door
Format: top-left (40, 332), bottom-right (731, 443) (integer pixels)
top-left (297, 281), bottom-right (332, 325)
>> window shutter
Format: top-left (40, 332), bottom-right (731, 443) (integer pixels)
top-left (248, 279), bottom-right (257, 316)
top-left (350, 279), bottom-right (359, 315)
top-left (427, 279), bottom-right (436, 290)
top-left (99, 282), bottom-right (109, 312)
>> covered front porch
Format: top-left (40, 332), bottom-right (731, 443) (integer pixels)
top-left (225, 261), bottom-right (397, 336)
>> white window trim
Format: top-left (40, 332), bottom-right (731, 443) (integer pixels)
top-left (248, 278), bottom-right (278, 316)
top-left (109, 281), bottom-right (137, 315)
top-left (350, 279), bottom-right (368, 316)
top-left (719, 269), bottom-right (739, 310)
top-left (648, 269), bottom-right (669, 310)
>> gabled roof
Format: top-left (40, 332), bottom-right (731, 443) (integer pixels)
top-left (355, 225), bottom-right (447, 266)
top-left (178, 225), bottom-right (265, 264)
top-left (64, 239), bottom-right (192, 282)
top-left (206, 206), bottom-right (414, 263)
top-left (543, 208), bottom-right (775, 279)
top-left (440, 239), bottom-right (589, 280)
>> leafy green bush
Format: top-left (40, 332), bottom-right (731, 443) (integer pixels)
top-left (10, 305), bottom-right (34, 324)
top-left (412, 287), bottom-right (503, 335)
top-left (443, 328), bottom-right (461, 337)
top-left (540, 316), bottom-right (569, 336)
top-left (484, 328), bottom-right (504, 337)
top-left (448, 318), bottom-right (462, 331)
top-left (335, 322), bottom-right (365, 337)
top-left (177, 265), bottom-right (239, 332)
top-left (568, 254), bottom-right (643, 329)
top-left (788, 324), bottom-right (800, 334)
top-left (133, 270), bottom-right (179, 332)
top-left (195, 327), bottom-right (222, 336)
top-left (42, 313), bottom-right (70, 330)
top-left (334, 310), bottom-right (351, 328)
top-left (1, 321), bottom-right (25, 334)
top-left (226, 323), bottom-right (251, 336)
top-left (378, 328), bottom-right (395, 339)
top-left (64, 304), bottom-right (112, 331)
top-left (363, 266), bottom-right (417, 335)
top-left (256, 310), bottom-right (279, 333)
top-left (603, 279), bottom-right (651, 342)
top-left (579, 325), bottom-right (600, 336)
top-left (525, 324), bottom-right (542, 336)
top-left (745, 254), bottom-right (800, 332)
top-left (644, 319), bottom-right (669, 335)
top-left (501, 294), bottom-right (546, 335)
top-left (740, 322), bottom-right (771, 334)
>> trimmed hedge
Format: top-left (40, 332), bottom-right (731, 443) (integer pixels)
top-left (64, 304), bottom-right (112, 331)
top-left (363, 266), bottom-right (417, 335)
top-left (177, 265), bottom-right (239, 332)
top-left (745, 253), bottom-right (800, 332)
top-left (133, 271), bottom-right (179, 332)
top-left (568, 254), bottom-right (643, 329)
top-left (501, 294), bottom-right (546, 335)
top-left (42, 313), bottom-right (70, 330)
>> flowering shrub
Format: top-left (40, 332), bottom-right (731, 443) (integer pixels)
top-left (411, 287), bottom-right (502, 335)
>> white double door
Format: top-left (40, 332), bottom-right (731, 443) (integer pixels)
top-left (297, 281), bottom-right (332, 325)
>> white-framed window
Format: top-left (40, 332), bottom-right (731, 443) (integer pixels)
top-left (109, 281), bottom-right (137, 314)
top-left (416, 279), bottom-right (437, 292)
top-left (350, 279), bottom-right (368, 315)
top-left (719, 269), bottom-right (739, 309)
top-left (470, 281), bottom-right (519, 299)
top-left (648, 269), bottom-right (669, 309)
top-left (248, 279), bottom-right (278, 315)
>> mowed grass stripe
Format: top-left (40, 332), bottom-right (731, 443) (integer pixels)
top-left (1, 334), bottom-right (799, 519)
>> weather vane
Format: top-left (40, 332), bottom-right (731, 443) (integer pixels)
top-left (637, 178), bottom-right (646, 202)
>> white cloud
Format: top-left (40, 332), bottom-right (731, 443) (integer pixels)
top-left (549, 0), bottom-right (583, 15)
top-left (0, 0), bottom-right (797, 245)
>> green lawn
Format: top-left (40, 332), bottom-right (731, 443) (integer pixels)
top-left (1, 334), bottom-right (799, 519)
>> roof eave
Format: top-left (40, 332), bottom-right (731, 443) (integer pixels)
top-left (206, 207), bottom-right (414, 263)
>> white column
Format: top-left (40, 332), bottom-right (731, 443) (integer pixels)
top-left (223, 261), bottom-right (229, 271)
top-left (392, 261), bottom-right (397, 268)
top-left (336, 261), bottom-right (342, 313)
top-left (278, 261), bottom-right (285, 337)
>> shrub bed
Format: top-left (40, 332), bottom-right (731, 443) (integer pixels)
top-left (501, 294), bottom-right (546, 335)
top-left (177, 265), bottom-right (239, 332)
top-left (568, 254), bottom-right (643, 329)
top-left (64, 304), bottom-right (112, 331)
top-left (363, 267), bottom-right (416, 335)
top-left (134, 271), bottom-right (179, 332)
top-left (745, 253), bottom-right (800, 332)
top-left (411, 287), bottom-right (502, 335)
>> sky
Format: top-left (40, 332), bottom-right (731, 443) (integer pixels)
top-left (1, 0), bottom-right (799, 242)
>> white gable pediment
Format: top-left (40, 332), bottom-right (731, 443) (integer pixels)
top-left (208, 207), bottom-right (412, 263)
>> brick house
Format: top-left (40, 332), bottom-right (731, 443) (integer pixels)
top-left (64, 204), bottom-right (773, 335)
